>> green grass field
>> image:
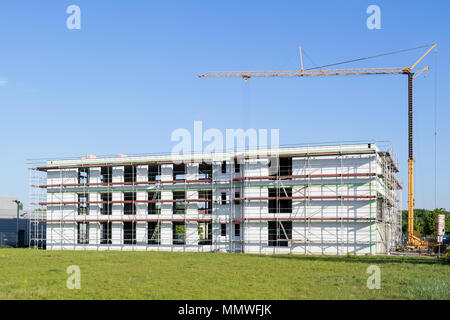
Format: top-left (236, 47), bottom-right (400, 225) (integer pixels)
top-left (0, 249), bottom-right (448, 300)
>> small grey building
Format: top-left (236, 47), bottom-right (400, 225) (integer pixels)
top-left (0, 196), bottom-right (29, 247)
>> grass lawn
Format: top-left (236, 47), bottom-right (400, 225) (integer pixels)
top-left (0, 249), bottom-right (448, 300)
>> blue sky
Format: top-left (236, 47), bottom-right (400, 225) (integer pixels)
top-left (0, 0), bottom-right (448, 210)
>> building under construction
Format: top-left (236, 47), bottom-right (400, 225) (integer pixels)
top-left (29, 143), bottom-right (402, 255)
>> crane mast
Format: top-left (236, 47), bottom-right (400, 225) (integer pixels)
top-left (198, 44), bottom-right (437, 248)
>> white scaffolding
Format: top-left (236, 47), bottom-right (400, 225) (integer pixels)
top-left (28, 142), bottom-right (402, 254)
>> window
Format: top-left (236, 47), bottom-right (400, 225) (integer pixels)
top-left (77, 222), bottom-right (89, 244)
top-left (234, 191), bottom-right (241, 205)
top-left (148, 164), bottom-right (161, 182)
top-left (148, 192), bottom-right (161, 215)
top-left (78, 168), bottom-right (89, 184)
top-left (234, 158), bottom-right (240, 173)
top-left (148, 222), bottom-right (161, 245)
top-left (78, 193), bottom-right (89, 215)
top-left (124, 165), bottom-right (136, 183)
top-left (173, 222), bottom-right (185, 245)
top-left (100, 221), bottom-right (112, 244)
top-left (123, 221), bottom-right (136, 245)
top-left (279, 157), bottom-right (292, 176)
top-left (234, 223), bottom-right (241, 237)
top-left (376, 198), bottom-right (384, 220)
top-left (124, 192), bottom-right (136, 215)
top-left (100, 193), bottom-right (112, 215)
top-left (221, 161), bottom-right (227, 174)
top-left (198, 162), bottom-right (212, 179)
top-left (221, 223), bottom-right (226, 236)
top-left (269, 157), bottom-right (293, 178)
top-left (268, 188), bottom-right (292, 214)
top-left (198, 221), bottom-right (212, 245)
top-left (173, 163), bottom-right (186, 180)
top-left (221, 192), bottom-right (227, 205)
top-left (173, 191), bottom-right (185, 214)
top-left (198, 190), bottom-right (212, 214)
top-left (100, 166), bottom-right (112, 184)
top-left (268, 221), bottom-right (292, 247)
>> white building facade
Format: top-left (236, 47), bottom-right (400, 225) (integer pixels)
top-left (30, 144), bottom-right (402, 255)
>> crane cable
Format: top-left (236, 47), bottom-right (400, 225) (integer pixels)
top-left (434, 47), bottom-right (438, 209)
top-left (305, 44), bottom-right (434, 70)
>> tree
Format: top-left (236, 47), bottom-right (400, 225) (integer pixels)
top-left (401, 208), bottom-right (449, 237)
top-left (430, 208), bottom-right (449, 236)
top-left (423, 210), bottom-right (438, 236)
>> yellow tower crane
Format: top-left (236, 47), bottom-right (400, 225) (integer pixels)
top-left (198, 43), bottom-right (437, 248)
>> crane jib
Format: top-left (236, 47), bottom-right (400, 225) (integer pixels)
top-left (198, 43), bottom-right (437, 248)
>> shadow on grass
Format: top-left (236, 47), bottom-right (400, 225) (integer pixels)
top-left (5, 248), bottom-right (448, 266)
top-left (243, 253), bottom-right (448, 265)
